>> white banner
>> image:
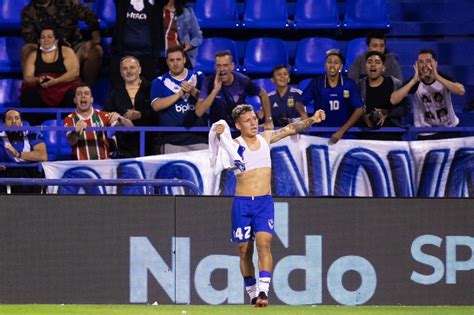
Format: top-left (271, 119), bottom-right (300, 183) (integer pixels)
top-left (42, 135), bottom-right (474, 197)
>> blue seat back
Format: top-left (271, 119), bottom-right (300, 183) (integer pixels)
top-left (194, 0), bottom-right (239, 28)
top-left (0, 79), bottom-right (21, 106)
top-left (0, 37), bottom-right (23, 73)
top-left (195, 38), bottom-right (239, 73)
top-left (242, 0), bottom-right (289, 29)
top-left (389, 40), bottom-right (439, 66)
top-left (42, 119), bottom-right (72, 161)
top-left (294, 0), bottom-right (340, 29)
top-left (94, 0), bottom-right (116, 28)
top-left (243, 38), bottom-right (288, 75)
top-left (343, 0), bottom-right (389, 29)
top-left (0, 0), bottom-right (29, 30)
top-left (293, 37), bottom-right (339, 75)
top-left (344, 38), bottom-right (367, 72)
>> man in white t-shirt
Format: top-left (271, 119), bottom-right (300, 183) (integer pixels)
top-left (391, 48), bottom-right (465, 140)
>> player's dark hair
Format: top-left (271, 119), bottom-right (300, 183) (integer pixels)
top-left (271, 64), bottom-right (290, 77)
top-left (215, 50), bottom-right (233, 63)
top-left (366, 31), bottom-right (386, 46)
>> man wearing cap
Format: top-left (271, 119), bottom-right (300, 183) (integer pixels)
top-left (301, 49), bottom-right (365, 143)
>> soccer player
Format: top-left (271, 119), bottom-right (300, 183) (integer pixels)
top-left (213, 104), bottom-right (326, 307)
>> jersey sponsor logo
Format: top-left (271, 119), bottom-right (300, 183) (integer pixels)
top-left (268, 219), bottom-right (274, 229)
top-left (272, 102), bottom-right (279, 108)
top-left (175, 103), bottom-right (196, 113)
top-left (287, 97), bottom-right (294, 107)
top-left (343, 90), bottom-right (350, 98)
top-left (126, 12), bottom-right (147, 20)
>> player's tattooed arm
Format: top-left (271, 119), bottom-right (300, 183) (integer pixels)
top-left (268, 110), bottom-right (326, 143)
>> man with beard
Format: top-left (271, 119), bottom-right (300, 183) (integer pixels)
top-left (195, 50), bottom-right (274, 130)
top-left (301, 49), bottom-right (364, 143)
top-left (151, 46), bottom-right (207, 154)
top-left (0, 109), bottom-right (48, 193)
top-left (390, 48), bottom-right (465, 140)
top-left (357, 51), bottom-right (408, 140)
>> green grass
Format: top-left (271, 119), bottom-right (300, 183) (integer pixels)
top-left (0, 305), bottom-right (473, 315)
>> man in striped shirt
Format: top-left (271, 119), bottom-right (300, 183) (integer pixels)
top-left (64, 85), bottom-right (133, 160)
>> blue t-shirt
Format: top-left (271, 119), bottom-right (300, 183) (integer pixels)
top-left (301, 75), bottom-right (363, 127)
top-left (0, 131), bottom-right (44, 162)
top-left (151, 69), bottom-right (206, 127)
top-left (200, 72), bottom-right (261, 125)
top-left (268, 87), bottom-right (303, 127)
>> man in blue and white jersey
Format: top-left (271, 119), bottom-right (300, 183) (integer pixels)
top-left (301, 49), bottom-right (365, 143)
top-left (151, 46), bottom-right (207, 154)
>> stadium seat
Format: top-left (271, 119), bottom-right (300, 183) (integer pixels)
top-left (42, 119), bottom-right (72, 161)
top-left (0, 0), bottom-right (29, 30)
top-left (93, 0), bottom-right (116, 29)
top-left (0, 79), bottom-right (21, 106)
top-left (242, 38), bottom-right (289, 75)
top-left (344, 38), bottom-right (367, 72)
top-left (194, 0), bottom-right (239, 29)
top-left (0, 37), bottom-right (23, 73)
top-left (293, 0), bottom-right (340, 30)
top-left (195, 38), bottom-right (239, 73)
top-left (253, 78), bottom-right (275, 94)
top-left (343, 0), bottom-right (390, 29)
top-left (92, 79), bottom-right (111, 108)
top-left (389, 40), bottom-right (439, 66)
top-left (293, 37), bottom-right (339, 75)
top-left (241, 0), bottom-right (290, 29)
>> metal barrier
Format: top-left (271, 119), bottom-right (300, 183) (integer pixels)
top-left (0, 178), bottom-right (202, 195)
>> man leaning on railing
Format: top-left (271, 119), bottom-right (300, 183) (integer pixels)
top-left (0, 109), bottom-right (48, 194)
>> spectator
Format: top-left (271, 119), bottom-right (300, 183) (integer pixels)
top-left (21, 26), bottom-right (82, 125)
top-left (21, 0), bottom-right (103, 86)
top-left (64, 85), bottom-right (133, 160)
top-left (390, 49), bottom-right (465, 140)
top-left (110, 0), bottom-right (165, 87)
top-left (357, 51), bottom-right (409, 140)
top-left (261, 65), bottom-right (308, 127)
top-left (348, 31), bottom-right (402, 82)
top-left (151, 46), bottom-right (207, 154)
top-left (162, 0), bottom-right (203, 69)
top-left (0, 109), bottom-right (47, 194)
top-left (195, 50), bottom-right (274, 130)
top-left (302, 49), bottom-right (365, 143)
top-left (105, 56), bottom-right (153, 158)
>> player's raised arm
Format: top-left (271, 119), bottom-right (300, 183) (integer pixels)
top-left (265, 109), bottom-right (326, 144)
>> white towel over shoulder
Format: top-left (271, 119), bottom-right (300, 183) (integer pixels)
top-left (208, 120), bottom-right (245, 175)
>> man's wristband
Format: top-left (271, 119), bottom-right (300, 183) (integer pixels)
top-left (265, 117), bottom-right (273, 122)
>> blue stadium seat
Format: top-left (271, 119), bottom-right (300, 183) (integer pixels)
top-left (194, 0), bottom-right (239, 29)
top-left (343, 0), bottom-right (390, 29)
top-left (241, 0), bottom-right (290, 29)
top-left (0, 37), bottom-right (23, 73)
top-left (389, 40), bottom-right (439, 66)
top-left (243, 38), bottom-right (288, 75)
top-left (42, 119), bottom-right (72, 161)
top-left (294, 0), bottom-right (340, 30)
top-left (92, 79), bottom-right (111, 108)
top-left (344, 38), bottom-right (367, 72)
top-left (195, 38), bottom-right (239, 73)
top-left (293, 37), bottom-right (339, 75)
top-left (0, 0), bottom-right (29, 30)
top-left (0, 79), bottom-right (21, 106)
top-left (93, 0), bottom-right (116, 29)
top-left (253, 78), bottom-right (275, 94)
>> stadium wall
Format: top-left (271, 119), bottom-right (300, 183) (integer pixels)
top-left (0, 196), bottom-right (473, 305)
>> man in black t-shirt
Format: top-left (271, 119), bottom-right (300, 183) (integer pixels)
top-left (357, 51), bottom-right (408, 140)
